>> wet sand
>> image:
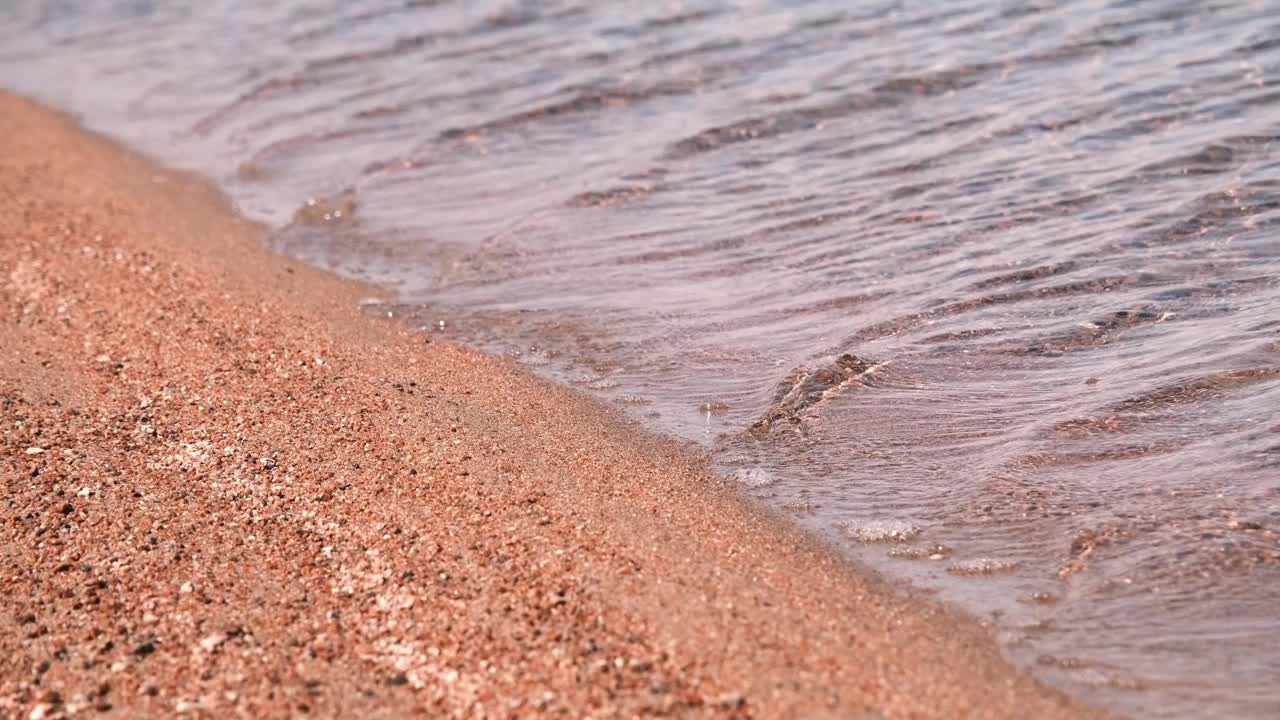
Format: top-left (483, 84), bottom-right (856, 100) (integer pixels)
top-left (0, 94), bottom-right (1101, 718)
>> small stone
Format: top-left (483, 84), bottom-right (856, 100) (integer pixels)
top-left (197, 634), bottom-right (224, 654)
top-left (384, 674), bottom-right (408, 686)
top-left (78, 487), bottom-right (92, 498)
top-left (134, 641), bottom-right (156, 658)
top-left (25, 447), bottom-right (45, 455)
top-left (716, 692), bottom-right (745, 708)
top-left (180, 582), bottom-right (193, 594)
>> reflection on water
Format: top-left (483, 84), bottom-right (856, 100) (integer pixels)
top-left (4, 1), bottom-right (1279, 715)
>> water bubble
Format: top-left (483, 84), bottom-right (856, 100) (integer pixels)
top-left (946, 558), bottom-right (1020, 576)
top-left (841, 519), bottom-right (921, 543)
top-left (887, 544), bottom-right (952, 560)
top-left (1019, 591), bottom-right (1060, 605)
top-left (614, 395), bottom-right (652, 405)
top-left (732, 468), bottom-right (776, 488)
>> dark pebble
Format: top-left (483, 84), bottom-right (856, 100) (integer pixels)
top-left (385, 674), bottom-right (409, 686)
top-left (134, 641), bottom-right (156, 657)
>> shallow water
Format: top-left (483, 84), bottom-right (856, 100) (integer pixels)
top-left (4, 1), bottom-right (1279, 716)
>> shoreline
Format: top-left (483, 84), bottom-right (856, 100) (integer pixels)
top-left (0, 93), bottom-right (1101, 718)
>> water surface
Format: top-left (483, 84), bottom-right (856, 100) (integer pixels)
top-left (4, 1), bottom-right (1279, 716)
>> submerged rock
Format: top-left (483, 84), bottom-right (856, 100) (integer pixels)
top-left (750, 353), bottom-right (878, 435)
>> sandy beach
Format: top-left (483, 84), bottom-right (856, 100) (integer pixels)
top-left (0, 94), bottom-right (1101, 718)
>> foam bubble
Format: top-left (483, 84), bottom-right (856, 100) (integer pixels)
top-left (946, 558), bottom-right (1020, 576)
top-left (732, 468), bottom-right (777, 488)
top-left (841, 519), bottom-right (921, 543)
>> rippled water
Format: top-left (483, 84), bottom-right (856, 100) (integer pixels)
top-left (5, 1), bottom-right (1280, 716)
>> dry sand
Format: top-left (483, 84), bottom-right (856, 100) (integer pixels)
top-left (0, 93), bottom-right (1103, 719)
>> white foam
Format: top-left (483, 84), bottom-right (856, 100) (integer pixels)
top-left (841, 519), bottom-right (921, 543)
top-left (732, 468), bottom-right (777, 488)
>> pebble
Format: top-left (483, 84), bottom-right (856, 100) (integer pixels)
top-left (197, 634), bottom-right (224, 654)
top-left (716, 692), bottom-right (745, 708)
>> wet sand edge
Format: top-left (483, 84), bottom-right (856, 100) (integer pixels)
top-left (0, 93), bottom-right (1103, 718)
